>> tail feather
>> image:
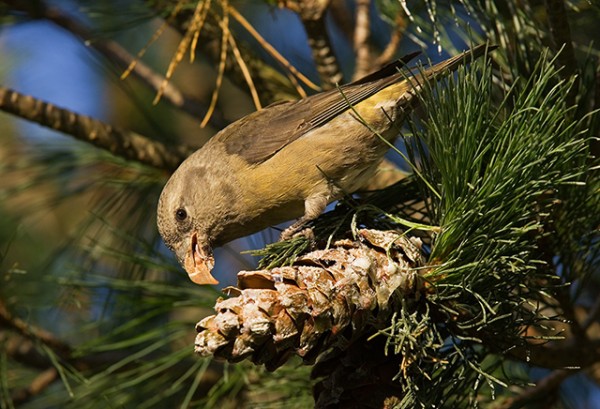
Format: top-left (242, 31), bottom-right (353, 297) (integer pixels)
top-left (350, 50), bottom-right (422, 86)
top-left (411, 43), bottom-right (497, 85)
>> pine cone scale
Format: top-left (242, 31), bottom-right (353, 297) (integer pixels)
top-left (194, 229), bottom-right (424, 369)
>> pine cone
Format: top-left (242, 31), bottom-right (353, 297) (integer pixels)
top-left (195, 229), bottom-right (425, 371)
top-left (311, 334), bottom-right (406, 409)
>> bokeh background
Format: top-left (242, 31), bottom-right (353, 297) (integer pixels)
top-left (1, 1), bottom-right (600, 408)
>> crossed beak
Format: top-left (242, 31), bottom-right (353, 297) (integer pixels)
top-left (182, 232), bottom-right (218, 285)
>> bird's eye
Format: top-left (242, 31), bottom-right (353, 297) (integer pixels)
top-left (175, 208), bottom-right (187, 222)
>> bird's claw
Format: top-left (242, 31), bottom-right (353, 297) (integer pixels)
top-left (280, 226), bottom-right (315, 242)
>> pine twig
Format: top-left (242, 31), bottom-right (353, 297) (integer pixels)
top-left (285, 0), bottom-right (344, 89)
top-left (148, 0), bottom-right (303, 104)
top-left (352, 0), bottom-right (372, 80)
top-left (0, 300), bottom-right (71, 355)
top-left (3, 0), bottom-right (226, 129)
top-left (10, 368), bottom-right (59, 405)
top-left (228, 5), bottom-right (319, 95)
top-left (0, 87), bottom-right (192, 171)
top-left (0, 302), bottom-right (224, 403)
top-left (374, 8), bottom-right (408, 67)
top-left (507, 338), bottom-right (600, 369)
top-left (498, 369), bottom-right (573, 409)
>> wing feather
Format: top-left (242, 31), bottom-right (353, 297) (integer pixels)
top-left (217, 45), bottom-right (493, 164)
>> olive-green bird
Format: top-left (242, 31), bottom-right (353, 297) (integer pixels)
top-left (157, 44), bottom-right (495, 285)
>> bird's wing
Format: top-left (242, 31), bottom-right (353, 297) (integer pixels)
top-left (217, 44), bottom-right (494, 165)
top-left (216, 52), bottom-right (421, 165)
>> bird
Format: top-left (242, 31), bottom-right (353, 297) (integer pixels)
top-left (157, 44), bottom-right (496, 285)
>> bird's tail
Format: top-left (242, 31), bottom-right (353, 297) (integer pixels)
top-left (409, 43), bottom-right (497, 85)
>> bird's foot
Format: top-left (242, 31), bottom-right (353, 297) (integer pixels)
top-left (280, 225), bottom-right (315, 242)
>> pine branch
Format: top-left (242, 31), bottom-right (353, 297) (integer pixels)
top-left (2, 0), bottom-right (227, 129)
top-left (286, 0), bottom-right (344, 89)
top-left (374, 7), bottom-right (407, 67)
top-left (352, 0), bottom-right (372, 80)
top-left (10, 368), bottom-right (59, 405)
top-left (0, 87), bottom-right (192, 170)
top-left (498, 369), bottom-right (573, 409)
top-left (147, 0), bottom-right (303, 104)
top-left (0, 300), bottom-right (71, 355)
top-left (0, 299), bottom-right (224, 405)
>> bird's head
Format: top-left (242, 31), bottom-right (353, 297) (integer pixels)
top-left (156, 163), bottom-right (218, 285)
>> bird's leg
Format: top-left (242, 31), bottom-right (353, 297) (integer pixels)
top-left (280, 193), bottom-right (329, 241)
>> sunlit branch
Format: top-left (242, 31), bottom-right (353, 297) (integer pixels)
top-left (148, 0), bottom-right (303, 104)
top-left (286, 0), bottom-right (344, 89)
top-left (3, 0), bottom-right (227, 129)
top-left (0, 87), bottom-right (192, 171)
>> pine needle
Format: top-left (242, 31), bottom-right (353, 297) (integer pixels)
top-left (154, 0), bottom-right (212, 105)
top-left (189, 0), bottom-right (212, 63)
top-left (121, 0), bottom-right (186, 80)
top-left (227, 30), bottom-right (263, 111)
top-left (200, 2), bottom-right (230, 127)
top-left (228, 5), bottom-right (320, 93)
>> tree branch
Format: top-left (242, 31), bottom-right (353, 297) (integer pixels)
top-left (507, 338), bottom-right (600, 369)
top-left (0, 300), bottom-right (224, 404)
top-left (498, 369), bottom-right (573, 409)
top-left (2, 0), bottom-right (227, 129)
top-left (0, 299), bottom-right (71, 355)
top-left (47, 8), bottom-right (227, 129)
top-left (148, 0), bottom-right (302, 105)
top-left (0, 87), bottom-right (192, 170)
top-left (374, 8), bottom-right (407, 67)
top-left (285, 0), bottom-right (343, 89)
top-left (353, 0), bottom-right (372, 80)
top-left (10, 368), bottom-right (58, 405)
